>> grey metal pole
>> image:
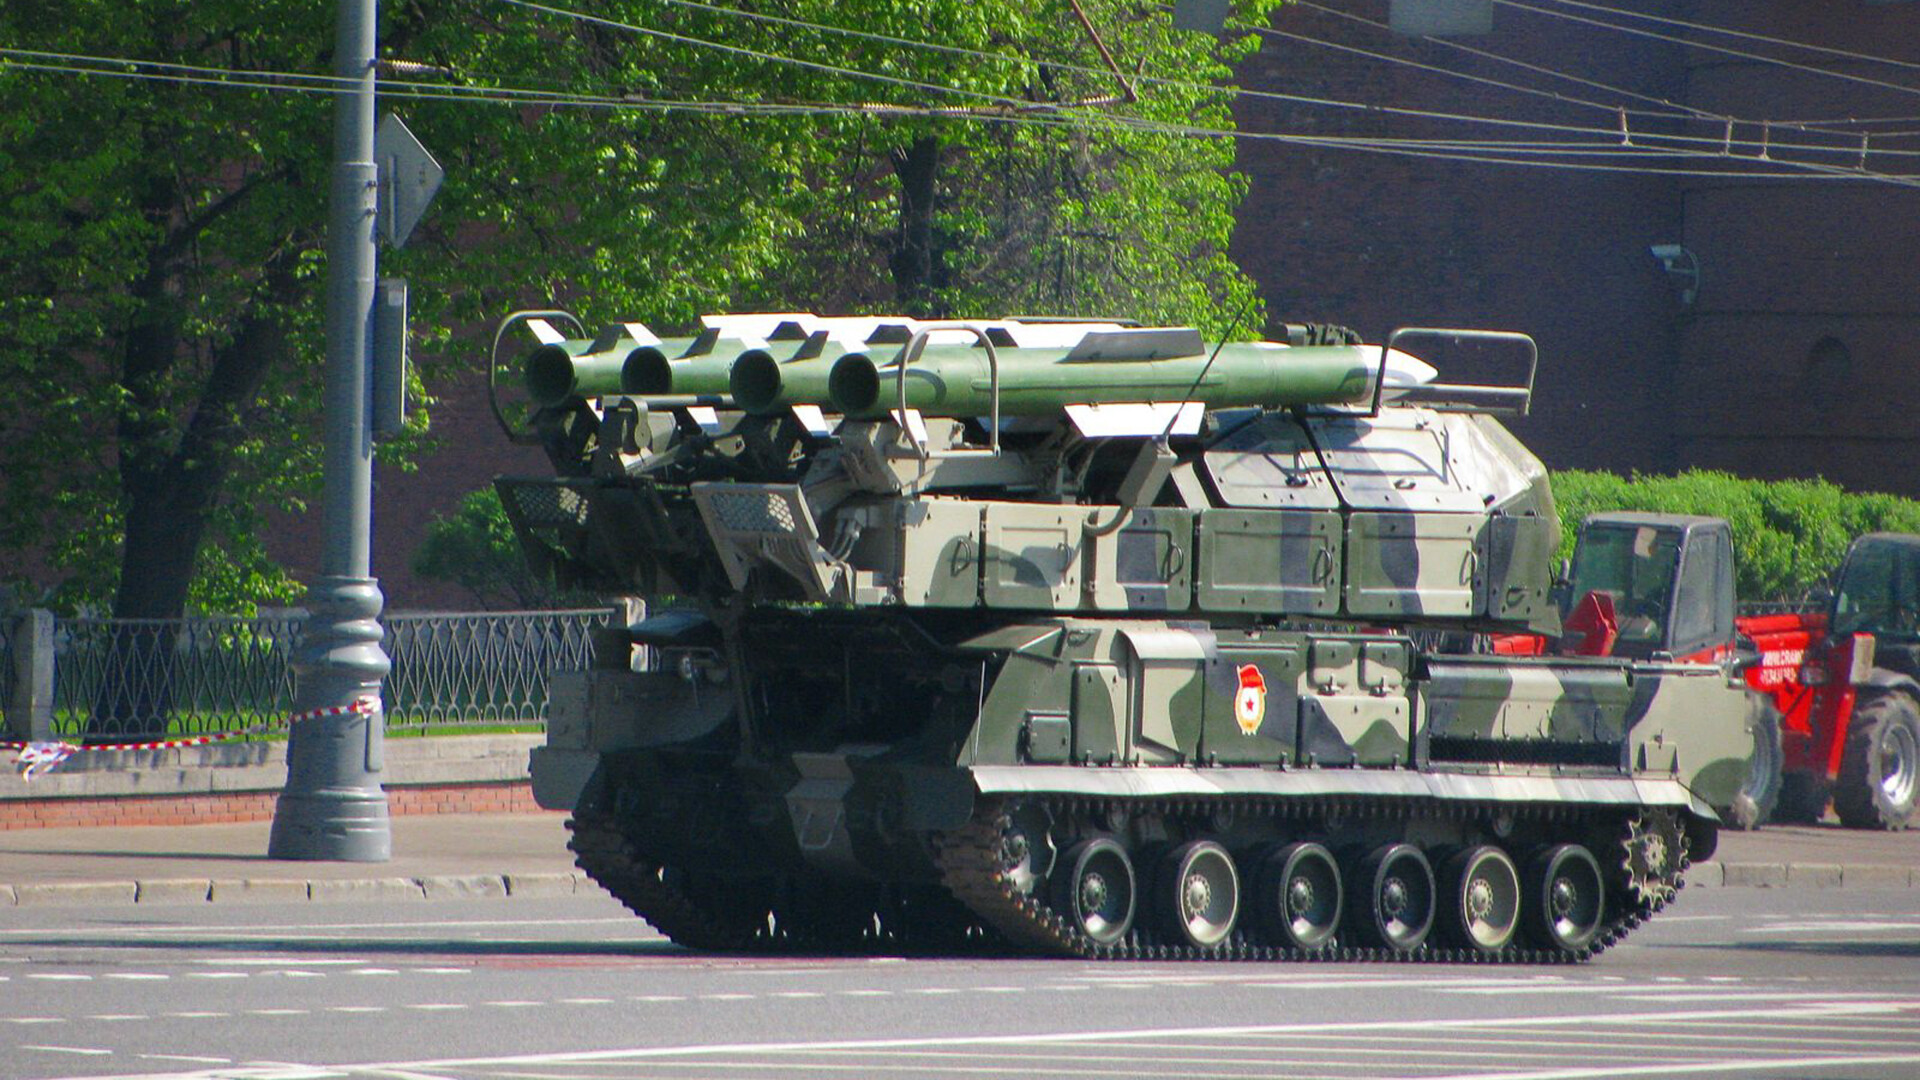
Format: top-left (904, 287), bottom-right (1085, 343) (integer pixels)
top-left (269, 0), bottom-right (392, 861)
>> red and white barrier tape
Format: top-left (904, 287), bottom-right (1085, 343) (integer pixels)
top-left (4, 696), bottom-right (381, 781)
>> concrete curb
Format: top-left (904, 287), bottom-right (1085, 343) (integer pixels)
top-left (1688, 861), bottom-right (1914, 889)
top-left (3, 871), bottom-right (594, 906)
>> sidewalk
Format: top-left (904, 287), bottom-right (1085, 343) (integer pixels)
top-left (0, 813), bottom-right (1913, 907)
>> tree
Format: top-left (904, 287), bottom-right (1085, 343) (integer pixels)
top-left (0, 0), bottom-right (1273, 627)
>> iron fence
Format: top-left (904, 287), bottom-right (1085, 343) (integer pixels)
top-left (1, 607), bottom-right (619, 743)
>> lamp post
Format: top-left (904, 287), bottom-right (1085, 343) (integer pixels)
top-left (268, 0), bottom-right (392, 861)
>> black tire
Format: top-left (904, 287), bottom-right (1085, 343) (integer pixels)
top-left (1156, 840), bottom-right (1240, 950)
top-left (1255, 842), bottom-right (1343, 953)
top-left (1523, 844), bottom-right (1605, 954)
top-left (1773, 771), bottom-right (1830, 825)
top-left (1833, 691), bottom-right (1920, 830)
top-left (1438, 846), bottom-right (1522, 953)
top-left (1725, 693), bottom-right (1785, 830)
top-left (1346, 843), bottom-right (1434, 952)
top-left (1052, 837), bottom-right (1137, 946)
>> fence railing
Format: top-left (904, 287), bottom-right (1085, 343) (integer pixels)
top-left (2, 607), bottom-right (622, 743)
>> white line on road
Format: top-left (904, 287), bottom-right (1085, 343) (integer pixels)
top-left (303, 998), bottom-right (1920, 1072)
top-left (20, 1045), bottom-right (111, 1056)
top-left (1412, 1052), bottom-right (1920, 1080)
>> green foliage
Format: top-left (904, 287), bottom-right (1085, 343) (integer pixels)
top-left (1551, 469), bottom-right (1920, 602)
top-left (412, 488), bottom-right (583, 609)
top-left (1, 0), bottom-right (1273, 616)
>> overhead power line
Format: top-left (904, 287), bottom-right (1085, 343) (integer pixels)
top-left (1518, 0), bottom-right (1920, 75)
top-left (1283, 0), bottom-right (1718, 122)
top-left (8, 19), bottom-right (1920, 190)
top-left (1493, 0), bottom-right (1920, 101)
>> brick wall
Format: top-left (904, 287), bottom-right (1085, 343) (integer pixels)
top-left (1232, 0), bottom-right (1920, 493)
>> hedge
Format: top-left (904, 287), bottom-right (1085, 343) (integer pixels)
top-left (1549, 470), bottom-right (1920, 603)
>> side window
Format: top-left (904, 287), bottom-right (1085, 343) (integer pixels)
top-left (1670, 531), bottom-right (1722, 652)
top-left (1715, 530), bottom-right (1736, 644)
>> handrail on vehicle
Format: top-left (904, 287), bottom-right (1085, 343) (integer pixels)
top-left (1371, 327), bottom-right (1539, 418)
top-left (894, 322), bottom-right (1001, 459)
top-left (489, 309), bottom-right (588, 444)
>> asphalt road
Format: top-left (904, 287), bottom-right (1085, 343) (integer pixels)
top-left (3, 885), bottom-right (1919, 1080)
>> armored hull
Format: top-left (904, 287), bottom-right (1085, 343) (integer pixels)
top-left (494, 314), bottom-right (1761, 960)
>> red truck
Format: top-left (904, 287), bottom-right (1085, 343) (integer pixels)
top-left (1549, 516), bottom-right (1920, 831)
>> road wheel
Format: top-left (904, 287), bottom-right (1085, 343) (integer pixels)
top-left (1773, 772), bottom-right (1830, 824)
top-left (1347, 843), bottom-right (1434, 952)
top-left (1052, 837), bottom-right (1137, 947)
top-left (1834, 691), bottom-right (1920, 830)
top-left (1255, 842), bottom-right (1343, 953)
top-left (1439, 846), bottom-right (1521, 954)
top-left (1725, 693), bottom-right (1784, 830)
top-left (1524, 844), bottom-right (1605, 954)
top-left (1157, 840), bottom-right (1240, 950)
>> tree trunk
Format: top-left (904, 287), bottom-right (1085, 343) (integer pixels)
top-left (888, 136), bottom-right (943, 317)
top-left (97, 251), bottom-right (297, 739)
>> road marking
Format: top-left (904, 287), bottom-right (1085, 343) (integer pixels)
top-left (186, 971), bottom-right (249, 979)
top-left (558, 998), bottom-right (614, 1005)
top-left (20, 1045), bottom-right (111, 1055)
top-left (5, 1018), bottom-right (67, 1024)
top-left (840, 990), bottom-right (889, 997)
top-left (773, 992), bottom-right (824, 999)
top-left (635, 995), bottom-right (685, 1003)
top-left (164, 1011), bottom-right (229, 1019)
top-left (335, 998), bottom-right (1920, 1072)
top-left (247, 1009), bottom-right (310, 1016)
top-left (406, 1004), bottom-right (468, 1011)
top-left (1415, 1052), bottom-right (1920, 1080)
top-left (1745, 921), bottom-right (1920, 934)
top-left (701, 993), bottom-right (757, 1001)
top-left (195, 957), bottom-right (364, 965)
top-left (485, 1001), bottom-right (543, 1008)
top-left (1618, 991), bottom-right (1902, 1003)
top-left (102, 973), bottom-right (169, 981)
top-left (139, 1055), bottom-right (231, 1064)
top-left (353, 967), bottom-right (401, 975)
top-left (327, 1006), bottom-right (386, 1014)
top-left (87, 1015), bottom-right (148, 1022)
top-left (27, 972), bottom-right (92, 981)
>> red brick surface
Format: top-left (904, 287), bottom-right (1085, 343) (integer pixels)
top-left (0, 782), bottom-right (540, 831)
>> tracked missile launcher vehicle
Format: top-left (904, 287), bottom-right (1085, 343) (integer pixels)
top-left (491, 311), bottom-right (1765, 962)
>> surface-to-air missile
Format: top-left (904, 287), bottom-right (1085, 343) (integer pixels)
top-left (490, 310), bottom-right (1768, 964)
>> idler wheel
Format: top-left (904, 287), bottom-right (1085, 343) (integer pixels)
top-left (1157, 840), bottom-right (1241, 950)
top-left (1256, 841), bottom-right (1343, 952)
top-left (1439, 845), bottom-right (1521, 953)
top-left (1525, 844), bottom-right (1606, 954)
top-left (1052, 838), bottom-right (1137, 947)
top-left (1348, 843), bottom-right (1434, 952)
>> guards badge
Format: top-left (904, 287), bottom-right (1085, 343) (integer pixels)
top-left (1234, 663), bottom-right (1267, 735)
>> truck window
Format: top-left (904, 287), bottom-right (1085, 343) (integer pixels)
top-left (1671, 528), bottom-right (1731, 654)
top-left (1833, 540), bottom-right (1920, 639)
top-left (1566, 525), bottom-right (1679, 645)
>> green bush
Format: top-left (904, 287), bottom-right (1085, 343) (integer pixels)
top-left (1551, 470), bottom-right (1920, 602)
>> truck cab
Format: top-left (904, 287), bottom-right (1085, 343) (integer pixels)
top-left (1562, 513), bottom-right (1737, 663)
